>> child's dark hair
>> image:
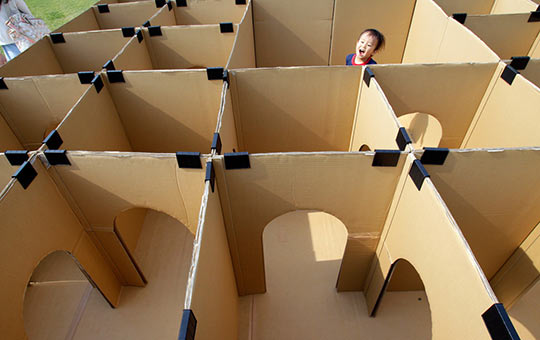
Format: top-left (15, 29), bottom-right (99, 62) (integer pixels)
top-left (360, 29), bottom-right (385, 51)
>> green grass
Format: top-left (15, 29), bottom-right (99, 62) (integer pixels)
top-left (26, 0), bottom-right (99, 31)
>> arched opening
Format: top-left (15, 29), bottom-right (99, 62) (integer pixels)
top-left (359, 144), bottom-right (371, 151)
top-left (398, 112), bottom-right (443, 149)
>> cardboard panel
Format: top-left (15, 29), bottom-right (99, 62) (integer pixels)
top-left (0, 154), bottom-right (16, 190)
top-left (398, 112), bottom-right (443, 149)
top-left (214, 152), bottom-right (405, 295)
top-left (173, 0), bottom-right (247, 25)
top-left (229, 67), bottom-right (362, 152)
top-left (371, 63), bottom-right (497, 148)
top-left (365, 155), bottom-right (496, 339)
top-left (0, 75), bottom-right (88, 150)
top-left (114, 207), bottom-right (147, 253)
top-left (508, 279), bottom-right (540, 340)
top-left (349, 76), bottom-right (401, 151)
top-left (56, 85), bottom-right (132, 151)
top-left (147, 4), bottom-right (177, 26)
top-left (226, 0), bottom-right (256, 69)
top-left (52, 30), bottom-right (132, 73)
top-left (253, 0), bottom-right (334, 66)
top-left (0, 158), bottom-right (121, 339)
top-left (424, 149), bottom-right (540, 281)
top-left (330, 0), bottom-right (416, 65)
top-left (464, 14), bottom-right (540, 59)
top-left (106, 71), bottom-right (222, 153)
top-left (55, 8), bottom-right (100, 33)
top-left (52, 152), bottom-right (205, 234)
top-left (93, 1), bottom-right (160, 29)
top-left (0, 115), bottom-right (23, 150)
top-left (189, 184), bottom-right (239, 340)
top-left (434, 0), bottom-right (495, 15)
top-left (520, 58), bottom-right (540, 88)
top-left (463, 70), bottom-right (540, 148)
top-left (142, 25), bottom-right (236, 69)
top-left (112, 35), bottom-right (153, 70)
top-left (491, 0), bottom-right (538, 14)
top-left (529, 34), bottom-right (540, 58)
top-left (0, 38), bottom-right (64, 77)
top-left (217, 85), bottom-right (239, 153)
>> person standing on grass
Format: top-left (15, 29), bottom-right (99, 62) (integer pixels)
top-left (0, 0), bottom-right (33, 61)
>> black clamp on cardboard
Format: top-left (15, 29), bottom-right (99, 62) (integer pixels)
top-left (12, 161), bottom-right (37, 190)
top-left (220, 22), bottom-right (234, 33)
top-left (155, 0), bottom-right (166, 7)
top-left (409, 159), bottom-right (430, 191)
top-left (372, 150), bottom-right (400, 167)
top-left (143, 20), bottom-right (151, 27)
top-left (148, 26), bottom-right (162, 36)
top-left (420, 147), bottom-right (449, 165)
top-left (44, 150), bottom-right (71, 166)
top-left (176, 152), bottom-right (202, 169)
top-left (43, 130), bottom-right (63, 150)
top-left (224, 152), bottom-right (250, 169)
top-left (363, 67), bottom-right (375, 87)
top-left (97, 4), bottom-right (110, 13)
top-left (482, 303), bottom-right (520, 340)
top-left (5, 150), bottom-right (29, 166)
top-left (107, 70), bottom-right (125, 83)
top-left (136, 29), bottom-right (143, 43)
top-left (452, 13), bottom-right (467, 24)
top-left (510, 56), bottom-right (530, 70)
top-left (211, 133), bottom-right (222, 154)
top-left (78, 71), bottom-right (95, 84)
top-left (223, 69), bottom-right (230, 83)
top-left (178, 309), bottom-right (197, 340)
top-left (205, 161), bottom-right (215, 192)
top-left (206, 67), bottom-right (226, 81)
top-left (50, 32), bottom-right (65, 44)
top-left (176, 0), bottom-right (187, 6)
top-left (122, 27), bottom-right (136, 38)
top-left (236, 0), bottom-right (247, 4)
top-left (167, 0), bottom-right (173, 10)
top-left (501, 65), bottom-right (519, 85)
top-left (528, 10), bottom-right (540, 22)
top-left (0, 77), bottom-right (7, 89)
top-left (395, 127), bottom-right (412, 151)
top-left (91, 74), bottom-right (104, 93)
top-left (103, 60), bottom-right (116, 71)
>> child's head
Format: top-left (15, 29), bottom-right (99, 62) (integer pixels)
top-left (355, 29), bottom-right (385, 62)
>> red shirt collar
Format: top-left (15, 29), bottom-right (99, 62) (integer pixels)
top-left (351, 54), bottom-right (371, 66)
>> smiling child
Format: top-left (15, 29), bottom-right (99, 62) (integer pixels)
top-left (346, 29), bottom-right (385, 66)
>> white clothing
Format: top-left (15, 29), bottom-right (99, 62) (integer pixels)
top-left (0, 0), bottom-right (32, 45)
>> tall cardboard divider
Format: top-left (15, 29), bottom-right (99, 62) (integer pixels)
top-left (330, 0), bottom-right (416, 65)
top-left (253, 0), bottom-right (334, 66)
top-left (226, 0), bottom-right (256, 69)
top-left (113, 33), bottom-right (154, 70)
top-left (172, 0), bottom-right (247, 25)
top-left (146, 4), bottom-right (177, 27)
top-left (0, 75), bottom-right (89, 150)
top-left (364, 154), bottom-right (498, 339)
top-left (216, 83), bottom-right (239, 153)
top-left (55, 8), bottom-right (100, 33)
top-left (228, 67), bottom-right (363, 153)
top-left (0, 157), bottom-right (122, 340)
top-left (491, 0), bottom-right (539, 14)
top-left (93, 1), bottom-right (162, 29)
top-left (0, 115), bottom-right (23, 150)
top-left (520, 58), bottom-right (540, 88)
top-left (0, 38), bottom-right (63, 77)
top-left (433, 0), bottom-right (495, 15)
top-left (0, 154), bottom-right (16, 190)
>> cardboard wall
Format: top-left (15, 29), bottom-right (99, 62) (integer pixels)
top-left (112, 33), bottom-right (154, 70)
top-left (371, 63), bottom-right (497, 148)
top-left (434, 0), bottom-right (495, 15)
top-left (0, 115), bottom-right (23, 151)
top-left (330, 0), bottom-right (416, 65)
top-left (364, 154), bottom-right (497, 339)
top-left (464, 14), bottom-right (540, 59)
top-left (105, 70), bottom-right (222, 153)
top-left (253, 0), bottom-right (334, 66)
top-left (213, 152), bottom-right (406, 295)
top-left (55, 8), bottom-right (100, 33)
top-left (529, 33), bottom-right (540, 58)
top-left (146, 4), bottom-right (177, 27)
top-left (0, 158), bottom-right (122, 339)
top-left (228, 67), bottom-right (362, 153)
top-left (173, 0), bottom-right (247, 25)
top-left (226, 0), bottom-right (256, 69)
top-left (491, 0), bottom-right (538, 14)
top-left (520, 58), bottom-right (540, 88)
top-left (0, 38), bottom-right (64, 77)
top-left (463, 65), bottom-right (540, 148)
top-left (0, 75), bottom-right (89, 150)
top-left (217, 84), bottom-right (239, 153)
top-left (93, 1), bottom-right (161, 29)
top-left (0, 154), bottom-right (15, 191)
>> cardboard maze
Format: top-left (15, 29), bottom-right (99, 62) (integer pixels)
top-left (432, 0), bottom-right (539, 15)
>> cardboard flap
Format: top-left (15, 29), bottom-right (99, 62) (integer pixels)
top-left (173, 0), bottom-right (247, 25)
top-left (229, 67), bottom-right (362, 152)
top-left (226, 0), bottom-right (256, 69)
top-left (93, 1), bottom-right (161, 29)
top-left (0, 38), bottom-right (63, 77)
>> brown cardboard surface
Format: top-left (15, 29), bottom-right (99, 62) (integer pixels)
top-left (142, 25), bottom-right (236, 69)
top-left (93, 1), bottom-right (160, 29)
top-left (56, 84), bottom-right (132, 151)
top-left (229, 67), bottom-right (361, 152)
top-left (213, 152), bottom-right (405, 295)
top-left (463, 68), bottom-right (540, 148)
top-left (0, 75), bottom-right (88, 150)
top-left (398, 112), bottom-right (443, 149)
top-left (0, 38), bottom-right (64, 77)
top-left (147, 4), bottom-right (177, 27)
top-left (464, 14), bottom-right (540, 59)
top-left (491, 0), bottom-right (538, 14)
top-left (0, 115), bottom-right (23, 150)
top-left (529, 34), bottom-right (540, 58)
top-left (114, 208), bottom-right (147, 254)
top-left (330, 0), bottom-right (416, 65)
top-left (55, 8), bottom-right (100, 33)
top-left (106, 70), bottom-right (223, 153)
top-left (434, 0), bottom-right (495, 15)
top-left (189, 184), bottom-right (239, 340)
top-left (253, 0), bottom-right (334, 66)
top-left (72, 210), bottom-right (194, 340)
top-left (424, 149), bottom-right (540, 281)
top-left (365, 154), bottom-right (496, 339)
top-left (173, 0), bottom-right (247, 25)
top-left (520, 58), bottom-right (540, 88)
top-left (0, 158), bottom-right (121, 339)
top-left (226, 0), bottom-right (256, 69)
top-left (0, 154), bottom-right (16, 190)
top-left (371, 63), bottom-right (497, 148)
top-left (112, 35), bottom-right (153, 70)
top-left (349, 75), bottom-right (401, 151)
top-left (508, 279), bottom-right (540, 340)
top-left (218, 84), bottom-right (239, 153)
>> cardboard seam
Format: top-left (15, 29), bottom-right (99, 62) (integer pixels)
top-left (400, 0), bottom-right (417, 63)
top-left (327, 0), bottom-right (337, 65)
top-left (229, 72), bottom-right (246, 151)
top-left (174, 164), bottom-right (192, 231)
top-left (347, 68), bottom-right (364, 151)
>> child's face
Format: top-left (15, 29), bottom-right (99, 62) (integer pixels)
top-left (356, 33), bottom-right (378, 62)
